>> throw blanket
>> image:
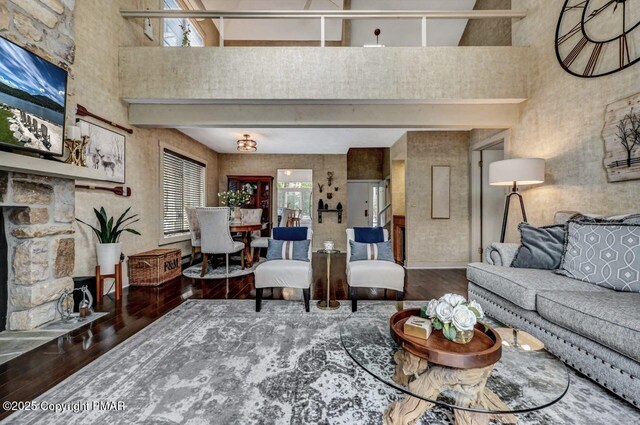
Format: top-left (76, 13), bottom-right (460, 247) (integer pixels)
top-left (485, 243), bottom-right (520, 266)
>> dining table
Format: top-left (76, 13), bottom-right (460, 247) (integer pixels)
top-left (229, 221), bottom-right (268, 268)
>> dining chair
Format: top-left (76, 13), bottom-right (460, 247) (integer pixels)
top-left (242, 208), bottom-right (265, 261)
top-left (196, 207), bottom-right (245, 278)
top-left (279, 208), bottom-right (290, 226)
top-left (290, 209), bottom-right (302, 227)
top-left (185, 207), bottom-right (201, 266)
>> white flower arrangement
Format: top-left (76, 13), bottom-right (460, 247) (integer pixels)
top-left (218, 190), bottom-right (251, 208)
top-left (420, 293), bottom-right (485, 341)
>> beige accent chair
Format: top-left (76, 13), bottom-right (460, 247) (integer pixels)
top-left (196, 207), bottom-right (245, 278)
top-left (346, 228), bottom-right (405, 312)
top-left (254, 229), bottom-right (313, 312)
top-left (185, 207), bottom-right (201, 266)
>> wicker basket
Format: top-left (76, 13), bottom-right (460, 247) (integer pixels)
top-left (128, 248), bottom-right (182, 286)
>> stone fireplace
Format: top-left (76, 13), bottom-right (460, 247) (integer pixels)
top-left (0, 171), bottom-right (75, 331)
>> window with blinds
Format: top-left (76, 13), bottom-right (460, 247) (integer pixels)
top-left (162, 149), bottom-right (206, 237)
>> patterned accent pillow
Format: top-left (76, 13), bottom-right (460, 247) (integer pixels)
top-left (266, 239), bottom-right (310, 262)
top-left (556, 222), bottom-right (640, 292)
top-left (349, 240), bottom-right (394, 262)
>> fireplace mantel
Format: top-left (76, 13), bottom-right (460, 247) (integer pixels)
top-left (0, 152), bottom-right (108, 181)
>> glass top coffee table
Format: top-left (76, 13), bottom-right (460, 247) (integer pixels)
top-left (340, 303), bottom-right (570, 424)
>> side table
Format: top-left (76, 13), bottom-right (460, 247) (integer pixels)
top-left (317, 249), bottom-right (340, 310)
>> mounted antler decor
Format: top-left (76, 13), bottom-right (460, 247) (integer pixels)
top-left (318, 183), bottom-right (324, 193)
top-left (326, 171), bottom-right (334, 187)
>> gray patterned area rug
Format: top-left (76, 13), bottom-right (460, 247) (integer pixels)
top-left (4, 301), bottom-right (639, 425)
top-left (183, 257), bottom-right (264, 279)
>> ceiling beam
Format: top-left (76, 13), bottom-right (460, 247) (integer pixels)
top-left (128, 103), bottom-right (521, 129)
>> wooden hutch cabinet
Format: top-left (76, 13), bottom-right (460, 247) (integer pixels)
top-left (227, 175), bottom-right (274, 236)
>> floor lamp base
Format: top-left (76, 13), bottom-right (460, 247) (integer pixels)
top-left (500, 184), bottom-right (527, 243)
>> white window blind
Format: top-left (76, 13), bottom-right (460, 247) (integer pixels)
top-left (162, 149), bottom-right (206, 236)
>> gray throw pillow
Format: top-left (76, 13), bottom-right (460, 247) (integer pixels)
top-left (349, 240), bottom-right (394, 262)
top-left (266, 239), bottom-right (310, 262)
top-left (556, 222), bottom-right (640, 292)
top-left (511, 223), bottom-right (566, 270)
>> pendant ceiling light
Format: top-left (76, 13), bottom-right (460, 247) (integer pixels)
top-left (237, 134), bottom-right (257, 152)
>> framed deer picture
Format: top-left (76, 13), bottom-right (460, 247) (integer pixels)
top-left (78, 119), bottom-right (126, 183)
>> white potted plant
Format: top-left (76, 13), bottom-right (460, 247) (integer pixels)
top-left (77, 207), bottom-right (141, 275)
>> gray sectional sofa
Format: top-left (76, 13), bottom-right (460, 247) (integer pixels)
top-left (467, 216), bottom-right (640, 408)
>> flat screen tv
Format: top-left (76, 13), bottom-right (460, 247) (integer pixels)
top-left (0, 36), bottom-right (67, 157)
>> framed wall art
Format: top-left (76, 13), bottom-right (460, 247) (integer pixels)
top-left (78, 119), bottom-right (125, 183)
top-left (431, 165), bottom-right (450, 219)
top-left (602, 93), bottom-right (640, 182)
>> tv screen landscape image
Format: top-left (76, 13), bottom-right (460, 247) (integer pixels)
top-left (0, 36), bottom-right (67, 156)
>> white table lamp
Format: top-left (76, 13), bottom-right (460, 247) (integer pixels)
top-left (489, 158), bottom-right (545, 242)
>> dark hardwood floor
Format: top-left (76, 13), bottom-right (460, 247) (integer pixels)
top-left (0, 253), bottom-right (467, 420)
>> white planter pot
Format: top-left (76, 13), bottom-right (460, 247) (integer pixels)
top-left (96, 243), bottom-right (122, 275)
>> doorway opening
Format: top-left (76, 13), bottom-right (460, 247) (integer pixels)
top-left (347, 180), bottom-right (385, 228)
top-left (470, 131), bottom-right (508, 262)
top-left (276, 169), bottom-right (313, 228)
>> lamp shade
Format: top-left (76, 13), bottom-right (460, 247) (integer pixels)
top-left (489, 158), bottom-right (545, 186)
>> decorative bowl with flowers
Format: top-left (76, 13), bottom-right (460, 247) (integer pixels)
top-left (420, 293), bottom-right (485, 344)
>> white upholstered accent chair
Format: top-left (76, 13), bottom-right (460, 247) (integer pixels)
top-left (254, 229), bottom-right (313, 312)
top-left (242, 208), bottom-right (268, 261)
top-left (346, 228), bottom-right (405, 312)
top-left (185, 207), bottom-right (201, 266)
top-left (196, 207), bottom-right (245, 278)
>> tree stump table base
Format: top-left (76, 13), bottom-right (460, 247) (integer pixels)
top-left (383, 349), bottom-right (518, 425)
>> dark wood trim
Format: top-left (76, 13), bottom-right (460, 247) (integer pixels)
top-left (393, 215), bottom-right (406, 263)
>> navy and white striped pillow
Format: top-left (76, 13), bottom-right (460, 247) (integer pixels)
top-left (266, 239), bottom-right (310, 262)
top-left (349, 240), bottom-right (394, 262)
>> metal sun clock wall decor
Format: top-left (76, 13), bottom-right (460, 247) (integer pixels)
top-left (555, 0), bottom-right (640, 78)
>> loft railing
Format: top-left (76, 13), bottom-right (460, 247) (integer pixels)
top-left (120, 9), bottom-right (526, 47)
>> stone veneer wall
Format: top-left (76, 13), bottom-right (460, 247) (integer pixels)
top-left (0, 172), bottom-right (74, 330)
top-left (0, 0), bottom-right (76, 330)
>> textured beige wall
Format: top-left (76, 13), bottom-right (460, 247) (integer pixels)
top-left (218, 154), bottom-right (347, 250)
top-left (405, 132), bottom-right (470, 268)
top-left (391, 161), bottom-right (405, 217)
top-left (382, 148), bottom-right (390, 179)
top-left (120, 46), bottom-right (530, 102)
top-left (507, 1), bottom-right (640, 236)
top-left (390, 134), bottom-right (407, 217)
top-left (71, 0), bottom-right (219, 276)
top-left (459, 0), bottom-right (512, 46)
top-left (347, 148), bottom-right (384, 181)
